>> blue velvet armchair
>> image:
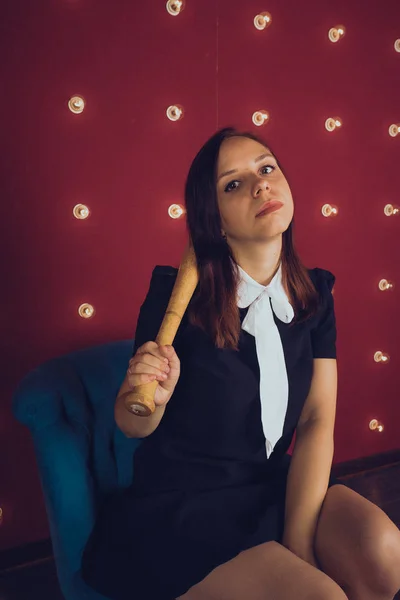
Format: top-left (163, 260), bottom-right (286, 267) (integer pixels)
top-left (12, 339), bottom-right (141, 600)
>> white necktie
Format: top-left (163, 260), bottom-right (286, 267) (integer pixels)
top-left (236, 263), bottom-right (294, 458)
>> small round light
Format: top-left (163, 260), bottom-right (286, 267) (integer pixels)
top-left (166, 105), bottom-right (184, 121)
top-left (374, 351), bottom-right (390, 363)
top-left (73, 204), bottom-right (90, 219)
top-left (384, 204), bottom-right (399, 216)
top-left (369, 419), bottom-right (384, 433)
top-left (252, 111), bottom-right (269, 127)
top-left (321, 204), bottom-right (338, 217)
top-left (254, 12), bottom-right (272, 31)
top-left (325, 117), bottom-right (342, 132)
top-left (166, 0), bottom-right (185, 16)
top-left (78, 304), bottom-right (95, 319)
top-left (68, 96), bottom-right (85, 114)
top-left (168, 204), bottom-right (185, 219)
top-left (388, 123), bottom-right (400, 137)
top-left (378, 279), bottom-right (394, 291)
top-left (328, 25), bottom-right (346, 43)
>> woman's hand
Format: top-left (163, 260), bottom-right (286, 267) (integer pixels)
top-left (127, 341), bottom-right (181, 407)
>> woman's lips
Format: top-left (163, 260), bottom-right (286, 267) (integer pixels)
top-left (256, 201), bottom-right (284, 217)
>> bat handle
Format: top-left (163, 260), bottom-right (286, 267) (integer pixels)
top-left (123, 364), bottom-right (161, 417)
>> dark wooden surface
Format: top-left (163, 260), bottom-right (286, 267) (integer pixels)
top-left (1, 462), bottom-right (399, 600)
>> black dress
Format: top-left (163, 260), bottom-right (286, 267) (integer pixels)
top-left (81, 265), bottom-right (343, 600)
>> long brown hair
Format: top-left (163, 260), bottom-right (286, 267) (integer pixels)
top-left (184, 127), bottom-right (320, 351)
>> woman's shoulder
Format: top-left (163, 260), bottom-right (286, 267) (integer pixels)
top-left (141, 265), bottom-right (181, 315)
top-left (307, 266), bottom-right (336, 295)
top-left (151, 264), bottom-right (179, 279)
top-left (305, 267), bottom-right (337, 333)
top-left (145, 265), bottom-right (179, 296)
top-left (132, 265), bottom-right (184, 356)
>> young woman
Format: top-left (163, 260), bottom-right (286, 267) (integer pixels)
top-left (81, 128), bottom-right (400, 600)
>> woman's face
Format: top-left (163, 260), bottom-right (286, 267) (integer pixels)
top-left (216, 136), bottom-right (294, 243)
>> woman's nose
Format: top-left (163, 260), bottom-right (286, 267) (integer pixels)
top-left (254, 179), bottom-right (271, 195)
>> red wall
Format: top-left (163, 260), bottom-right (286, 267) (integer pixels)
top-left (1, 0), bottom-right (399, 551)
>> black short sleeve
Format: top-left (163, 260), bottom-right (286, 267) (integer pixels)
top-left (131, 265), bottom-right (180, 357)
top-left (310, 269), bottom-right (337, 359)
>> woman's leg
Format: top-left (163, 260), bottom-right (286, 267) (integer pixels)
top-left (177, 540), bottom-right (348, 600)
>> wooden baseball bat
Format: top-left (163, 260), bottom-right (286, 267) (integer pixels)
top-left (123, 240), bottom-right (199, 417)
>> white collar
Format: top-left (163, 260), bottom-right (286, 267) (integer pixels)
top-left (236, 263), bottom-right (294, 458)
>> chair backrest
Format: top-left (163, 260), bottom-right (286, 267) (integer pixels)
top-left (12, 339), bottom-right (142, 600)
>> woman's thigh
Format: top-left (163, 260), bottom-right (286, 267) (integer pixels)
top-left (176, 540), bottom-right (348, 600)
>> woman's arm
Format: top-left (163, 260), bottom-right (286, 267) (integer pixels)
top-left (282, 419), bottom-right (334, 559)
top-left (282, 358), bottom-right (337, 560)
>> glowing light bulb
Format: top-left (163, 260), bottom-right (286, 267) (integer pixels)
top-left (325, 117), bottom-right (342, 132)
top-left (388, 123), bottom-right (400, 137)
top-left (254, 12), bottom-right (272, 31)
top-left (328, 25), bottom-right (346, 43)
top-left (78, 304), bottom-right (95, 319)
top-left (369, 419), bottom-right (384, 433)
top-left (384, 204), bottom-right (399, 216)
top-left (374, 351), bottom-right (390, 363)
top-left (68, 96), bottom-right (85, 114)
top-left (252, 111), bottom-right (269, 126)
top-left (378, 279), bottom-right (394, 291)
top-left (321, 204), bottom-right (338, 217)
top-left (166, 0), bottom-right (185, 16)
top-left (168, 204), bottom-right (185, 219)
top-left (73, 204), bottom-right (90, 219)
top-left (166, 105), bottom-right (184, 121)
top-left (394, 39), bottom-right (400, 53)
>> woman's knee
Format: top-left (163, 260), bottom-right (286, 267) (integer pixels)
top-left (177, 540), bottom-right (349, 600)
top-left (260, 542), bottom-right (349, 600)
top-left (309, 578), bottom-right (348, 600)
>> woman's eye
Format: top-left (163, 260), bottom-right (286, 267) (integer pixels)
top-left (224, 165), bottom-right (276, 193)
